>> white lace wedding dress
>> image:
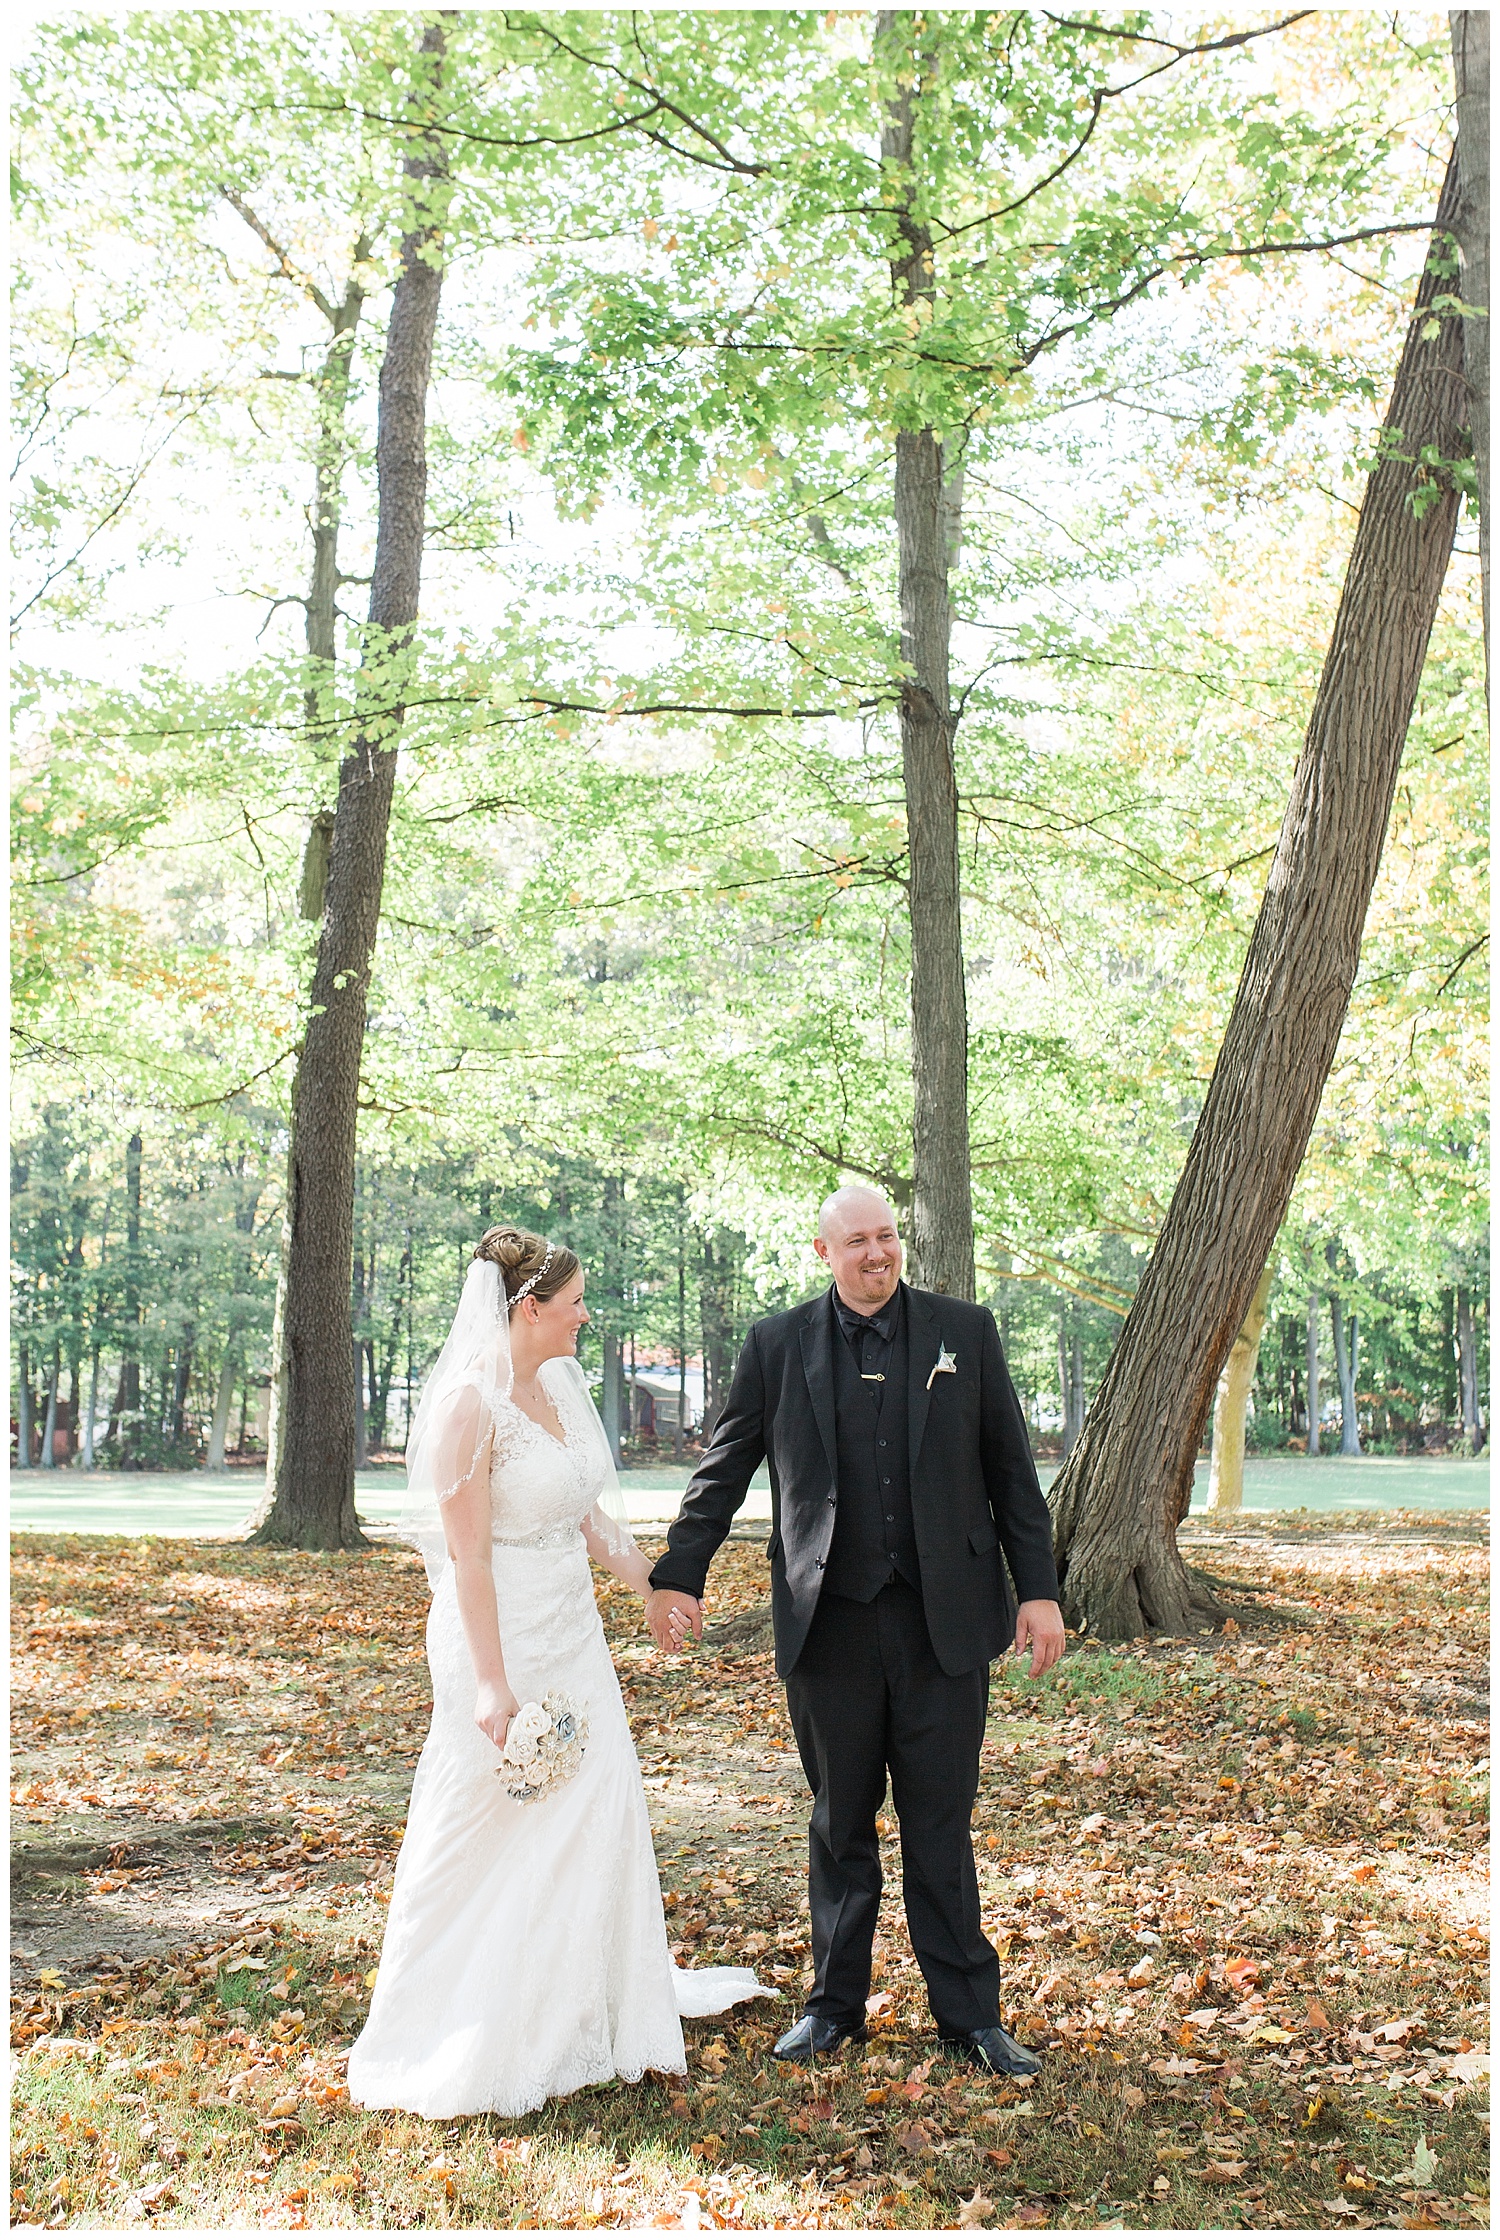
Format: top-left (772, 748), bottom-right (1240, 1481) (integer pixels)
top-left (347, 1359), bottom-right (764, 2120)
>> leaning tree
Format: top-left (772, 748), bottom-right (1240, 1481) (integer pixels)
top-left (1049, 154), bottom-right (1472, 1639)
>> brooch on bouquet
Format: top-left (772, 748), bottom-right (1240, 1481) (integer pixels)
top-left (497, 1692), bottom-right (590, 1804)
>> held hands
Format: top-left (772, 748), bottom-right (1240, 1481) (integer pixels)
top-left (474, 1678), bottom-right (520, 1754)
top-left (1014, 1599), bottom-right (1066, 1680)
top-left (646, 1588), bottom-right (703, 1654)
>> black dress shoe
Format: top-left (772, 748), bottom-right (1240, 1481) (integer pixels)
top-left (940, 2023), bottom-right (1042, 2077)
top-left (773, 2013), bottom-right (868, 2062)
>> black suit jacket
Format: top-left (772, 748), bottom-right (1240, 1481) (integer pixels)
top-left (649, 1283), bottom-right (1060, 1678)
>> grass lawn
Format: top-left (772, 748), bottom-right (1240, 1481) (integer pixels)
top-left (10, 1512), bottom-right (1489, 2230)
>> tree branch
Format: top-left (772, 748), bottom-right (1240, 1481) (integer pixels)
top-left (220, 188), bottom-right (339, 325)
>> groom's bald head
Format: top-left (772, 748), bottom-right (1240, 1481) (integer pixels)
top-left (817, 1184), bottom-right (897, 1245)
top-left (814, 1186), bottom-right (903, 1311)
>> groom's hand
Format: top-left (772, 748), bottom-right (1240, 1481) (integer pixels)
top-left (647, 1588), bottom-right (703, 1653)
top-left (1014, 1599), bottom-right (1066, 1679)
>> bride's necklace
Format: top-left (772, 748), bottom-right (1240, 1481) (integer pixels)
top-left (512, 1369), bottom-right (566, 1443)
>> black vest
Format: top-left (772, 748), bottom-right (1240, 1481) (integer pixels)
top-left (822, 1290), bottom-right (921, 1601)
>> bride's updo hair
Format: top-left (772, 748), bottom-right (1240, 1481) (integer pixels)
top-left (473, 1223), bottom-right (581, 1313)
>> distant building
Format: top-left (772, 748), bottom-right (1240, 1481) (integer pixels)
top-left (623, 1365), bottom-right (704, 1438)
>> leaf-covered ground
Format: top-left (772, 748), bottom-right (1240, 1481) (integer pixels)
top-left (10, 1512), bottom-right (1489, 2230)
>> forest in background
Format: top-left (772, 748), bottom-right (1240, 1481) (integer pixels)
top-left (11, 9), bottom-right (1487, 1479)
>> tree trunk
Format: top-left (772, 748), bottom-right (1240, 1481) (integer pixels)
top-left (119, 1129), bottom-right (142, 1464)
top-left (1330, 1270), bottom-right (1361, 1456)
top-left (81, 1341), bottom-right (100, 1469)
top-left (1057, 1311), bottom-right (1083, 1456)
top-left (16, 1341), bottom-right (34, 1469)
top-left (1456, 1285), bottom-right (1485, 1450)
top-left (207, 1342), bottom-right (237, 1470)
top-left (878, 11), bottom-right (974, 1301)
top-left (601, 1328), bottom-right (624, 1467)
top-left (222, 192), bottom-right (371, 918)
top-left (1207, 1262), bottom-right (1275, 1514)
top-left (353, 1334), bottom-right (369, 1468)
top-left (1306, 1293), bottom-right (1322, 1458)
top-left (171, 1323), bottom-right (194, 1447)
top-left (1450, 11), bottom-right (1489, 669)
top-left (352, 1238), bottom-right (370, 1467)
top-left (40, 1345), bottom-right (60, 1469)
top-left (1071, 1327), bottom-right (1086, 1445)
top-left (296, 260), bottom-right (367, 920)
top-left (1048, 157), bottom-right (1468, 1638)
top-left (254, 22), bottom-right (449, 1550)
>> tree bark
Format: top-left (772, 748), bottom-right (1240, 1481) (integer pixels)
top-left (1049, 155), bottom-right (1468, 1638)
top-left (1456, 1285), bottom-right (1485, 1450)
top-left (1057, 1310), bottom-right (1084, 1456)
top-left (1450, 11), bottom-right (1489, 669)
top-left (207, 1343), bottom-right (236, 1471)
top-left (254, 20), bottom-right (450, 1549)
top-left (1071, 1327), bottom-right (1086, 1446)
top-left (1306, 1292), bottom-right (1322, 1458)
top-left (1329, 1257), bottom-right (1361, 1455)
top-left (16, 1342), bottom-right (34, 1468)
top-left (222, 189), bottom-right (371, 915)
top-left (298, 250), bottom-right (369, 916)
top-left (119, 1129), bottom-right (142, 1465)
top-left (171, 1324), bottom-right (194, 1447)
top-left (878, 11), bottom-right (975, 1301)
top-left (1207, 1261), bottom-right (1275, 1515)
top-left (353, 1334), bottom-right (369, 1467)
top-left (40, 1344), bottom-right (60, 1469)
top-left (80, 1342), bottom-right (100, 1469)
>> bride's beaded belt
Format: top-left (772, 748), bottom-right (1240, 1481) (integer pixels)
top-left (491, 1520), bottom-right (580, 1551)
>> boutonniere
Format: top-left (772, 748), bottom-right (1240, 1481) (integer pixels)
top-left (926, 1344), bottom-right (957, 1392)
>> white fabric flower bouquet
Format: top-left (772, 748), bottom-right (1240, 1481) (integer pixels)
top-left (497, 1692), bottom-right (590, 1803)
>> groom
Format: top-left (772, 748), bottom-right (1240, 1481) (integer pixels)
top-left (646, 1187), bottom-right (1065, 2075)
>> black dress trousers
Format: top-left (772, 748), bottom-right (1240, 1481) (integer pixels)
top-left (783, 1576), bottom-right (1000, 2038)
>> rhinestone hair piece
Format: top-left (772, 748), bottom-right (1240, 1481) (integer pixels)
top-left (508, 1245), bottom-right (554, 1312)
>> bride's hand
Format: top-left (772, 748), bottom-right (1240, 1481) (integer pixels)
top-left (475, 1680), bottom-right (520, 1753)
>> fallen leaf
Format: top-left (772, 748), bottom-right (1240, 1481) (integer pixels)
top-left (1223, 1956), bottom-right (1260, 1992)
top-left (985, 2145), bottom-right (1012, 2169)
top-left (956, 2189), bottom-right (995, 2227)
top-left (1306, 1997), bottom-right (1332, 2031)
top-left (1121, 2084), bottom-right (1145, 2110)
top-left (1203, 2159), bottom-right (1248, 2180)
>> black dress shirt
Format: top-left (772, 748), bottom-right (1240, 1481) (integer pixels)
top-left (831, 1287), bottom-right (900, 1379)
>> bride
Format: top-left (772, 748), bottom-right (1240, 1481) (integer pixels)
top-left (348, 1225), bottom-right (767, 2120)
